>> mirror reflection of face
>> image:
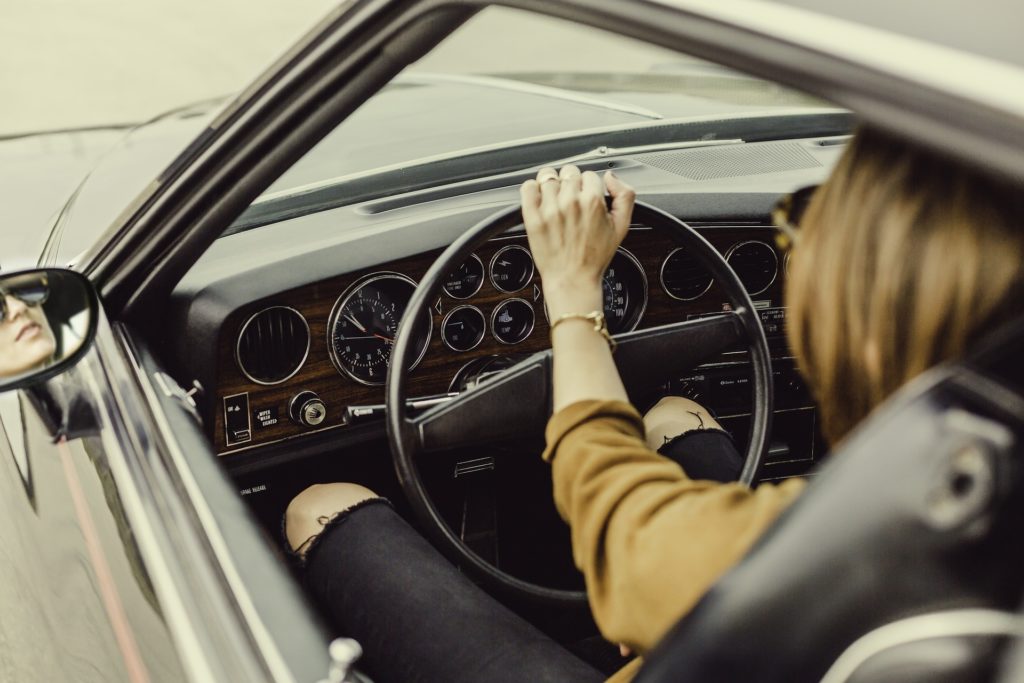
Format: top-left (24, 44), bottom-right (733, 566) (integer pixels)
top-left (0, 291), bottom-right (56, 378)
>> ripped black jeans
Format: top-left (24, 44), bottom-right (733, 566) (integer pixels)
top-left (298, 429), bottom-right (741, 683)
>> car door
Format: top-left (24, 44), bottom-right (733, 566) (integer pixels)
top-left (0, 319), bottom-right (190, 681)
top-left (28, 1), bottom-right (1024, 682)
top-left (0, 3), bottom-right (480, 680)
top-left (0, 282), bottom-right (341, 682)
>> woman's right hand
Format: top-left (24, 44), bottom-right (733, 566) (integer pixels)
top-left (520, 165), bottom-right (636, 319)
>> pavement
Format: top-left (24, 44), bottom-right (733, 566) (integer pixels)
top-left (0, 3), bottom-right (691, 267)
top-left (1, 0), bottom-right (336, 135)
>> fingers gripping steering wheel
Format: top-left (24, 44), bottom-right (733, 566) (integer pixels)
top-left (386, 201), bottom-right (773, 607)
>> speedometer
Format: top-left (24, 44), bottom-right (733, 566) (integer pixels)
top-left (602, 248), bottom-right (648, 333)
top-left (327, 273), bottom-right (432, 385)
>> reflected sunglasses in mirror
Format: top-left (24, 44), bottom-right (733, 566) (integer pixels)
top-left (0, 277), bottom-right (50, 324)
top-left (771, 185), bottom-right (818, 253)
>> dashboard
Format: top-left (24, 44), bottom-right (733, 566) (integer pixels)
top-left (161, 135), bottom-right (848, 482)
top-left (209, 221), bottom-right (819, 478)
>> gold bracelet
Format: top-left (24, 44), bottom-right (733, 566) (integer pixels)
top-left (549, 310), bottom-right (617, 351)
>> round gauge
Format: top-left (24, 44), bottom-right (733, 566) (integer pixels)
top-left (725, 241), bottom-right (779, 296)
top-left (328, 273), bottom-right (432, 385)
top-left (492, 299), bottom-right (535, 344)
top-left (489, 245), bottom-right (534, 293)
top-left (660, 247), bottom-right (714, 301)
top-left (443, 254), bottom-right (484, 299)
top-left (442, 306), bottom-right (486, 352)
top-left (602, 248), bottom-right (648, 334)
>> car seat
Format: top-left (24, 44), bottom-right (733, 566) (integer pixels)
top-left (634, 316), bottom-right (1024, 683)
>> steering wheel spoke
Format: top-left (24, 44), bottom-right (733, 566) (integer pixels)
top-left (615, 312), bottom-right (745, 401)
top-left (412, 351), bottom-right (552, 452)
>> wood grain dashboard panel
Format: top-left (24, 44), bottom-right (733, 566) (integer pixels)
top-left (213, 225), bottom-right (785, 454)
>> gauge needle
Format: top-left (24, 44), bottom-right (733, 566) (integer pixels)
top-left (341, 334), bottom-right (393, 343)
top-left (344, 314), bottom-right (367, 333)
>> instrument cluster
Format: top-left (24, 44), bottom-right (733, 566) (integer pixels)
top-left (220, 226), bottom-right (786, 453)
top-left (321, 243), bottom-right (655, 386)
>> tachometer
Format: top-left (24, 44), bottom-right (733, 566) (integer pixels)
top-left (328, 273), bottom-right (432, 385)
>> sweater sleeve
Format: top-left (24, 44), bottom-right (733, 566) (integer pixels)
top-left (542, 399), bottom-right (805, 655)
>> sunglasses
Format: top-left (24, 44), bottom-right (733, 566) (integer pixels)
top-left (771, 185), bottom-right (818, 253)
top-left (0, 278), bottom-right (50, 324)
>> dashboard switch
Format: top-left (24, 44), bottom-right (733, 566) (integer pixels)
top-left (290, 391), bottom-right (327, 428)
top-left (224, 393), bottom-right (252, 446)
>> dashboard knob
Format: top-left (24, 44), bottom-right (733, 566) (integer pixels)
top-left (290, 391), bottom-right (327, 427)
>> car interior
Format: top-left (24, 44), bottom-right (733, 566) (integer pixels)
top-left (121, 6), bottom-right (1023, 680)
top-left (152, 6), bottom-right (848, 669)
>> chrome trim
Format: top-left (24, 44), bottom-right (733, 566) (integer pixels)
top-left (114, 327), bottom-right (291, 682)
top-left (491, 298), bottom-right (536, 345)
top-left (454, 456), bottom-right (496, 478)
top-left (403, 72), bottom-right (664, 120)
top-left (608, 247), bottom-right (649, 332)
top-left (820, 609), bottom-right (1024, 683)
top-left (660, 246), bottom-right (714, 301)
top-left (724, 240), bottom-right (779, 296)
top-left (235, 305), bottom-right (310, 386)
top-left (489, 244), bottom-right (535, 293)
top-left (551, 139), bottom-right (743, 167)
top-left (441, 305), bottom-right (486, 352)
top-left (327, 272), bottom-right (432, 386)
top-left (442, 253), bottom-right (484, 299)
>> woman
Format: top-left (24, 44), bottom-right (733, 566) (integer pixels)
top-left (0, 274), bottom-right (57, 380)
top-left (284, 127), bottom-right (1024, 682)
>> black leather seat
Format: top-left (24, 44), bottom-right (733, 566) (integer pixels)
top-left (634, 318), bottom-right (1024, 683)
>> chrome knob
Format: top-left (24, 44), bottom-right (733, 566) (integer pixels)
top-left (290, 391), bottom-right (326, 427)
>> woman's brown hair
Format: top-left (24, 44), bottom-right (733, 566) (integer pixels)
top-left (785, 127), bottom-right (1024, 445)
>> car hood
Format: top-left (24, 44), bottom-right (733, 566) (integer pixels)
top-left (41, 100), bottom-right (223, 267)
top-left (44, 71), bottom-right (816, 264)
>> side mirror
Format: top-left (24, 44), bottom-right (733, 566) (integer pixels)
top-left (0, 269), bottom-right (99, 392)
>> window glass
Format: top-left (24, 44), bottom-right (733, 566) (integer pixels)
top-left (241, 6), bottom-right (831, 225)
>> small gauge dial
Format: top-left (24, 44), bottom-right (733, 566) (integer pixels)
top-left (492, 299), bottom-right (535, 344)
top-left (489, 245), bottom-right (534, 293)
top-left (443, 254), bottom-right (484, 299)
top-left (661, 247), bottom-right (714, 301)
top-left (442, 306), bottom-right (486, 352)
top-left (602, 248), bottom-right (648, 334)
top-left (328, 274), bottom-right (432, 385)
top-left (726, 241), bottom-right (778, 296)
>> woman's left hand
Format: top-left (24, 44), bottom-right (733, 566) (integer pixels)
top-left (520, 165), bottom-right (635, 319)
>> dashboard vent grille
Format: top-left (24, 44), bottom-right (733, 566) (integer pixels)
top-left (236, 306), bottom-right (310, 385)
top-left (636, 142), bottom-right (820, 181)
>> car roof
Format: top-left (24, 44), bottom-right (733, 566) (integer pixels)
top-left (770, 0), bottom-right (1022, 71)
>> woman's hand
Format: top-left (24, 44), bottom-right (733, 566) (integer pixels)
top-left (520, 165), bottom-right (636, 318)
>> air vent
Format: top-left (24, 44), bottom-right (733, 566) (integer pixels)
top-left (661, 247), bottom-right (714, 301)
top-left (636, 142), bottom-right (821, 181)
top-left (236, 306), bottom-right (310, 385)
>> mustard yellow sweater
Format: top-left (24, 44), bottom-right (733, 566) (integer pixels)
top-left (542, 400), bottom-right (805, 682)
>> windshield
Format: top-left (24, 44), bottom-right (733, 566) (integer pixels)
top-left (245, 7), bottom-right (833, 222)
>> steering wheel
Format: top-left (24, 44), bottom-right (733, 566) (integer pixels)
top-left (387, 201), bottom-right (773, 607)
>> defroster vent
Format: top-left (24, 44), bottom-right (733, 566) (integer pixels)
top-left (236, 306), bottom-right (310, 385)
